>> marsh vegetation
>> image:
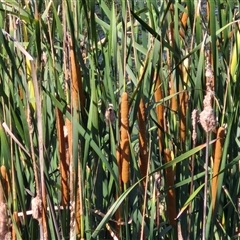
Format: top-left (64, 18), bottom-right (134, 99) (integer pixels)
top-left (0, 0), bottom-right (239, 239)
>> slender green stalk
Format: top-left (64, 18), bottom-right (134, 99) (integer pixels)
top-left (202, 132), bottom-right (209, 240)
top-left (140, 133), bottom-right (151, 240)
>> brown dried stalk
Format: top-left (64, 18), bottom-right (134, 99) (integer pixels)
top-left (212, 127), bottom-right (225, 211)
top-left (12, 212), bottom-right (18, 240)
top-left (170, 75), bottom-right (178, 113)
top-left (154, 74), bottom-right (164, 152)
top-left (164, 148), bottom-right (176, 227)
top-left (179, 91), bottom-right (188, 142)
top-left (0, 166), bottom-right (9, 199)
top-left (56, 108), bottom-right (69, 206)
top-left (179, 6), bottom-right (189, 39)
top-left (68, 9), bottom-right (85, 237)
top-left (70, 37), bottom-right (85, 112)
top-left (65, 110), bottom-right (74, 237)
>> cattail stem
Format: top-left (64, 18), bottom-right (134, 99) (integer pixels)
top-left (164, 148), bottom-right (176, 227)
top-left (188, 109), bottom-right (198, 239)
top-left (30, 59), bottom-right (47, 240)
top-left (203, 132), bottom-right (209, 240)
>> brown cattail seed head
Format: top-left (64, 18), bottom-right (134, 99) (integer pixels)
top-left (199, 106), bottom-right (216, 132)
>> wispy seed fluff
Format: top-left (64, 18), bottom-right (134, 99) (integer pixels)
top-left (191, 109), bottom-right (199, 144)
top-left (199, 66), bottom-right (216, 133)
top-left (105, 103), bottom-right (116, 126)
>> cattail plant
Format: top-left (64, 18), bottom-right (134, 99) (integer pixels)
top-left (115, 92), bottom-right (129, 232)
top-left (67, 14), bottom-right (88, 234)
top-left (199, 65), bottom-right (216, 240)
top-left (68, 15), bottom-right (86, 237)
top-left (0, 1), bottom-right (240, 239)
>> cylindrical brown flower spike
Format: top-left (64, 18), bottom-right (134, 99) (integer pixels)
top-left (138, 98), bottom-right (148, 186)
top-left (212, 126), bottom-right (225, 211)
top-left (120, 92), bottom-right (130, 184)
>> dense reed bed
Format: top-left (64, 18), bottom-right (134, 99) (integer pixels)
top-left (0, 0), bottom-right (239, 239)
